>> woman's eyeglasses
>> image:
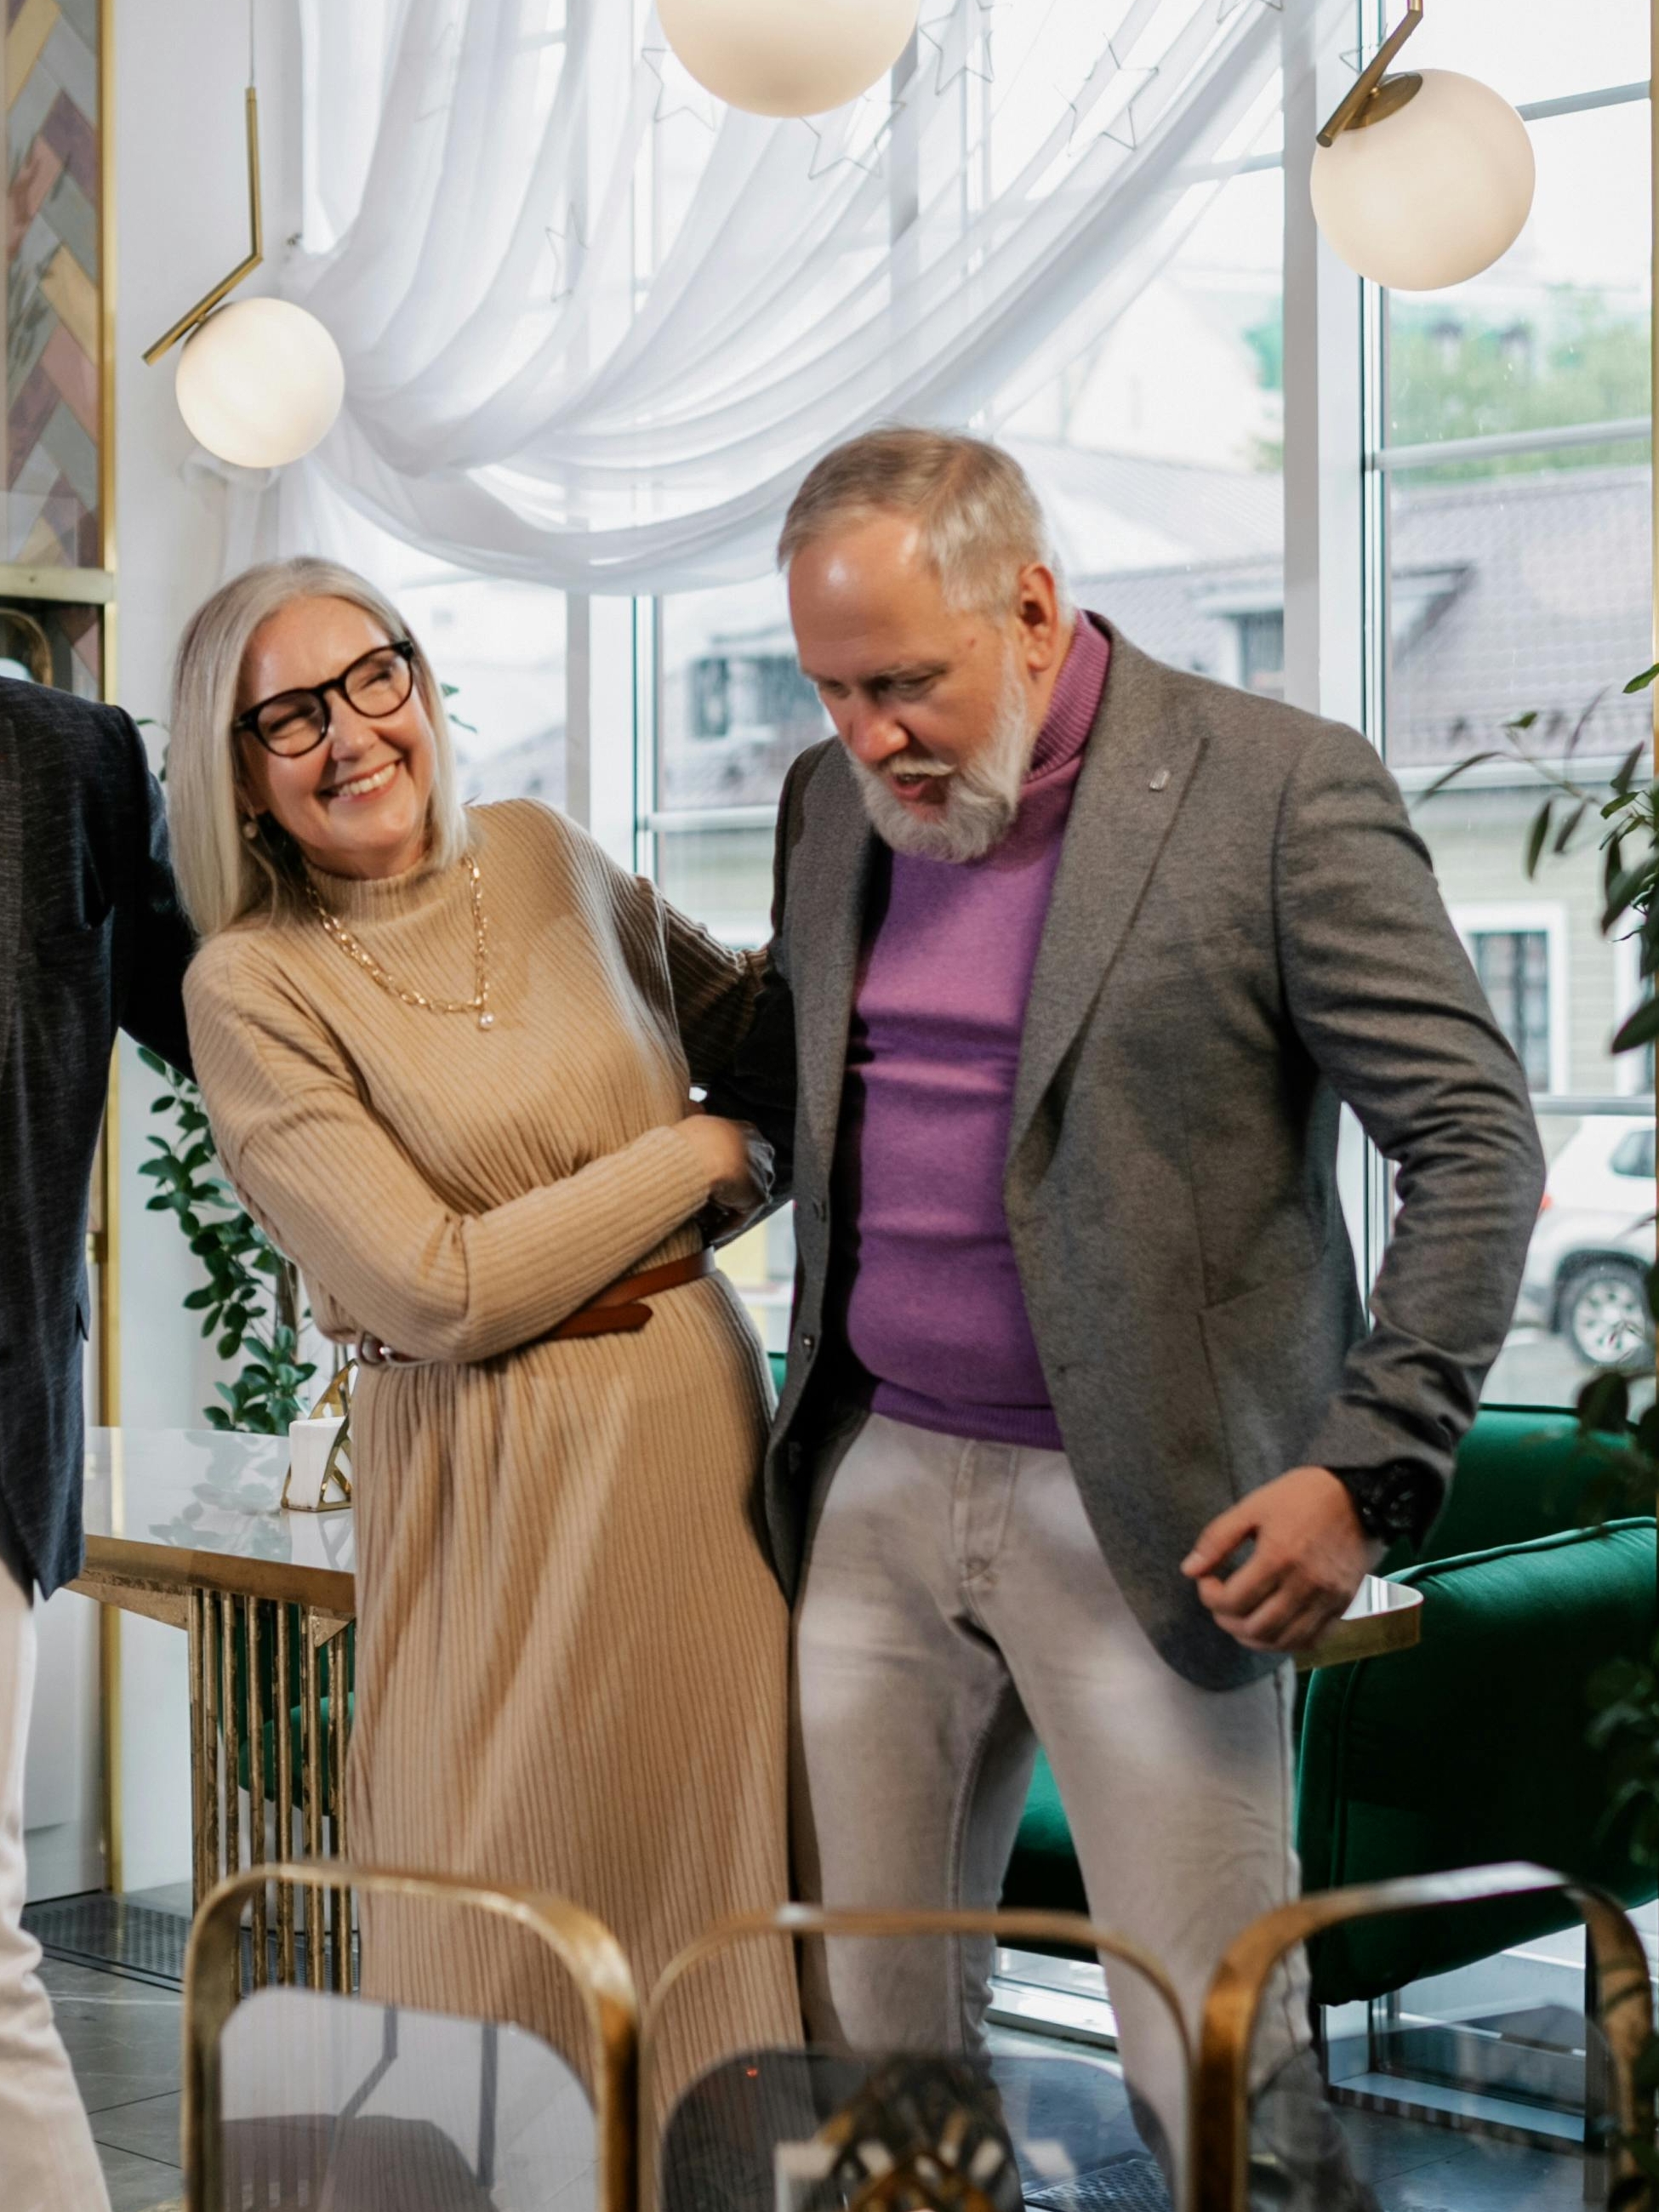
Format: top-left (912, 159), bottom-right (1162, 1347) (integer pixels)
top-left (234, 640), bottom-right (418, 757)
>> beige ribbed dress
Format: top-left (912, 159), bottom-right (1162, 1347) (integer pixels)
top-left (184, 798), bottom-right (801, 2097)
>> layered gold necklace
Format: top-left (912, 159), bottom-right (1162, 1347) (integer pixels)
top-left (305, 857), bottom-right (495, 1030)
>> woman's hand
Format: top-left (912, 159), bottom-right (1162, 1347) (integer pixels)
top-left (677, 1111), bottom-right (775, 1217)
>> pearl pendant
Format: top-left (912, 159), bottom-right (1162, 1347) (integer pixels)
top-left (478, 1010), bottom-right (495, 1030)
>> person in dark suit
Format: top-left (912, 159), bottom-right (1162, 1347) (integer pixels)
top-left (706, 429), bottom-right (1544, 2205)
top-left (0, 683), bottom-right (191, 2212)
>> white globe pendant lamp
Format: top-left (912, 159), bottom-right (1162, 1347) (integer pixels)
top-left (658, 0), bottom-right (920, 118)
top-left (1309, 0), bottom-right (1534, 292)
top-left (174, 298), bottom-right (345, 470)
top-left (145, 84), bottom-right (344, 465)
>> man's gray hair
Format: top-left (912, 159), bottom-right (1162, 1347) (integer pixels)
top-left (778, 426), bottom-right (1073, 619)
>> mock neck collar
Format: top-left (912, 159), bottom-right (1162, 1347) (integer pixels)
top-left (1025, 612), bottom-right (1109, 784)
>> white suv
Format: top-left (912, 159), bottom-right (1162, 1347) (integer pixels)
top-left (1514, 1115), bottom-right (1656, 1368)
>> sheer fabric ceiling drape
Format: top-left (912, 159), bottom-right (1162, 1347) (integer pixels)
top-left (232, 0), bottom-right (1334, 591)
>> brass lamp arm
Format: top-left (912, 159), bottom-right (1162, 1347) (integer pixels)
top-left (143, 87), bottom-right (264, 363)
top-left (1317, 0), bottom-right (1424, 146)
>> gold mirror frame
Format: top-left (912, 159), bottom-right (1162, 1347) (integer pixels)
top-left (0, 607), bottom-right (54, 683)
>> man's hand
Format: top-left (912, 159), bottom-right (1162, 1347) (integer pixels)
top-left (1181, 1468), bottom-right (1382, 1656)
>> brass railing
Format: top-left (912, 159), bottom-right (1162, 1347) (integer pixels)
top-left (185, 1590), bottom-right (355, 1993)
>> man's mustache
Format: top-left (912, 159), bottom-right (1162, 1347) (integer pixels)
top-left (881, 754), bottom-right (954, 780)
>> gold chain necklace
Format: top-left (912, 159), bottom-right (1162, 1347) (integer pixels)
top-left (305, 858), bottom-right (495, 1030)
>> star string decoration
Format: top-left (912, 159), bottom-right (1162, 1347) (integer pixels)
top-left (917, 5), bottom-right (996, 98)
top-left (1062, 43), bottom-right (1160, 156)
top-left (641, 43), bottom-right (722, 131)
top-left (799, 88), bottom-right (908, 181)
top-left (416, 18), bottom-right (462, 125)
top-left (544, 210), bottom-right (588, 304)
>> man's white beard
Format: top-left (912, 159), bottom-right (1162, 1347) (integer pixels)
top-left (849, 654), bottom-right (1034, 864)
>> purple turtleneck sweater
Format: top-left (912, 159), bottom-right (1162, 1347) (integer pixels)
top-left (831, 613), bottom-right (1110, 1449)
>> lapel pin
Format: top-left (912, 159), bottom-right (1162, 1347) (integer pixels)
top-left (1149, 768), bottom-right (1171, 792)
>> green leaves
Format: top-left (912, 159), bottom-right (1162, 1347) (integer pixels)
top-left (1523, 797), bottom-right (1554, 878)
top-left (140, 1063), bottom-right (315, 1433)
top-left (1578, 1369), bottom-right (1631, 1435)
top-left (1613, 996), bottom-right (1659, 1055)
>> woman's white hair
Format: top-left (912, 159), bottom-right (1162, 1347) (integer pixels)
top-left (168, 556), bottom-right (468, 938)
top-left (777, 425), bottom-right (1074, 619)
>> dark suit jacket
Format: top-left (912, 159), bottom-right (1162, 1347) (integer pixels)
top-left (707, 623), bottom-right (1546, 1689)
top-left (0, 685), bottom-right (193, 1597)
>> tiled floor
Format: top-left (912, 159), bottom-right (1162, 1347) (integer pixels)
top-left (1337, 2103), bottom-right (1597, 2212)
top-left (42, 1954), bottom-right (185, 2211)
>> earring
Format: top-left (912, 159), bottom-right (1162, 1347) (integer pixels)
top-left (242, 816), bottom-right (259, 841)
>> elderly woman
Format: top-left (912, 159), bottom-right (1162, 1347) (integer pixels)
top-left (168, 556), bottom-right (799, 2088)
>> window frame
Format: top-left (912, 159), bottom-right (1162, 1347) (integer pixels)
top-left (1450, 900), bottom-right (1571, 1097)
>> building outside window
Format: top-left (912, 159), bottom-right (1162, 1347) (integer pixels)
top-left (1371, 5), bottom-right (1650, 1405)
top-left (1470, 928), bottom-right (1552, 1091)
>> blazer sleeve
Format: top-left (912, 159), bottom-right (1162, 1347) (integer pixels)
top-left (1275, 722), bottom-right (1547, 1509)
top-left (699, 744), bottom-right (820, 1188)
top-left (117, 711), bottom-right (196, 1078)
top-left (184, 945), bottom-right (715, 1363)
top-left (649, 881), bottom-right (766, 1086)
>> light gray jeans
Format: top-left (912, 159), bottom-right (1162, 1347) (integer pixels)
top-left (0, 1554), bottom-right (111, 2212)
top-left (791, 1410), bottom-right (1313, 2196)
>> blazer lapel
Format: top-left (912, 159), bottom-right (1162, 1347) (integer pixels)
top-left (0, 709), bottom-right (20, 1096)
top-left (1010, 628), bottom-right (1206, 1163)
top-left (794, 748), bottom-right (876, 1165)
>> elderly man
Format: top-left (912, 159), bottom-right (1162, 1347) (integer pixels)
top-left (706, 427), bottom-right (1543, 2198)
top-left (0, 687), bottom-right (192, 2212)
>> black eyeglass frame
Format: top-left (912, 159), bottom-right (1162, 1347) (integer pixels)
top-left (232, 639), bottom-right (419, 755)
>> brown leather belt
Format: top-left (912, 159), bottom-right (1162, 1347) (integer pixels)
top-left (358, 1247), bottom-right (716, 1368)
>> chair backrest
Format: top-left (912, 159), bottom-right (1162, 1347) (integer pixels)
top-left (643, 1905), bottom-right (1194, 2212)
top-left (183, 1862), bottom-right (637, 2212)
top-left (1297, 1518), bottom-right (1658, 2001)
top-left (1194, 1862), bottom-right (1656, 2212)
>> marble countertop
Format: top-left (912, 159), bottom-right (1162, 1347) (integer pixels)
top-left (80, 1427), bottom-right (355, 1610)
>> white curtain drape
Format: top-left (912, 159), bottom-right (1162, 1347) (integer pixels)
top-left (237, 0), bottom-right (1338, 592)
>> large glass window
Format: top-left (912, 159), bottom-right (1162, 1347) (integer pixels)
top-left (1000, 146), bottom-right (1286, 681)
top-left (653, 576), bottom-right (828, 1350)
top-left (655, 573), bottom-right (824, 945)
top-left (1378, 50), bottom-right (1654, 1406)
top-left (400, 576), bottom-right (567, 811)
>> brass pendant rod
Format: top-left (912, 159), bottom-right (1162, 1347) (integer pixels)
top-left (1316, 0), bottom-right (1425, 146)
top-left (142, 86), bottom-right (264, 363)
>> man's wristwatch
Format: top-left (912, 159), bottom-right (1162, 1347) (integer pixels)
top-left (1331, 1460), bottom-right (1432, 1543)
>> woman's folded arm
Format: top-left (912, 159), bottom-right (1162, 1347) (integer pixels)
top-left (185, 951), bottom-right (713, 1364)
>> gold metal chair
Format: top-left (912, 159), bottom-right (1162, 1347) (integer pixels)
top-left (1193, 1860), bottom-right (1656, 2212)
top-left (184, 1861), bottom-right (638, 2212)
top-left (642, 1904), bottom-right (1194, 2212)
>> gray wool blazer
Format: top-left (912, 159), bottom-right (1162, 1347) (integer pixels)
top-left (705, 620), bottom-right (1547, 1691)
